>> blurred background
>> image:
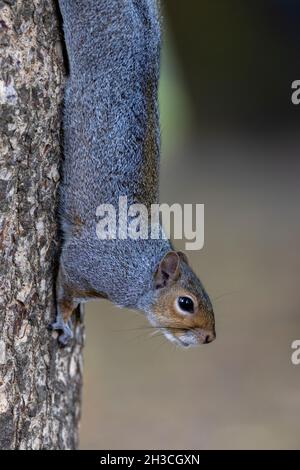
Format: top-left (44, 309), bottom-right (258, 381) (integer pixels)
top-left (80, 0), bottom-right (300, 449)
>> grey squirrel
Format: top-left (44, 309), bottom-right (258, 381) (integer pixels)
top-left (51, 0), bottom-right (216, 348)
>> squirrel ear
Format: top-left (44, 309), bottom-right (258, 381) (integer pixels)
top-left (154, 251), bottom-right (180, 289)
top-left (177, 251), bottom-right (189, 265)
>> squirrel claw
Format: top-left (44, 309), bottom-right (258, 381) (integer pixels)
top-left (50, 319), bottom-right (73, 347)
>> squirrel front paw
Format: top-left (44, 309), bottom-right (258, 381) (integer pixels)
top-left (49, 319), bottom-right (73, 347)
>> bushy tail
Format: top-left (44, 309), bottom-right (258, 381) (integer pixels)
top-left (58, 0), bottom-right (161, 78)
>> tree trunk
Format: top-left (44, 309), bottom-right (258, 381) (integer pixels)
top-left (0, 0), bottom-right (84, 449)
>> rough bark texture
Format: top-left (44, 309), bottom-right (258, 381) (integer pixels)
top-left (0, 0), bottom-right (84, 449)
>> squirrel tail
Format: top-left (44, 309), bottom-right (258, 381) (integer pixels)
top-left (58, 0), bottom-right (161, 78)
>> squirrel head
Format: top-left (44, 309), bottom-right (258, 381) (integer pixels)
top-left (144, 251), bottom-right (216, 348)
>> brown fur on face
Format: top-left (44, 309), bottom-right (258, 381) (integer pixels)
top-left (151, 251), bottom-right (215, 347)
top-left (153, 286), bottom-right (214, 330)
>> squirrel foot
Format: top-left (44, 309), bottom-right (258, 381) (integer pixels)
top-left (49, 318), bottom-right (73, 346)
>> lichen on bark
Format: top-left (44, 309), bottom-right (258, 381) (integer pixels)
top-left (0, 0), bottom-right (84, 450)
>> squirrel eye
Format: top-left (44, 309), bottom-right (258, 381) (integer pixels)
top-left (177, 296), bottom-right (194, 313)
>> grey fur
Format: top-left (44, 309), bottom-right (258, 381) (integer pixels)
top-left (53, 0), bottom-right (215, 346)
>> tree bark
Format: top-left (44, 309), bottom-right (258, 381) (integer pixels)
top-left (0, 0), bottom-right (84, 449)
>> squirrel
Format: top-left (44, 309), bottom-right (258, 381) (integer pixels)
top-left (51, 0), bottom-right (216, 348)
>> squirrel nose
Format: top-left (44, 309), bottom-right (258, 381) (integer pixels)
top-left (200, 330), bottom-right (216, 344)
